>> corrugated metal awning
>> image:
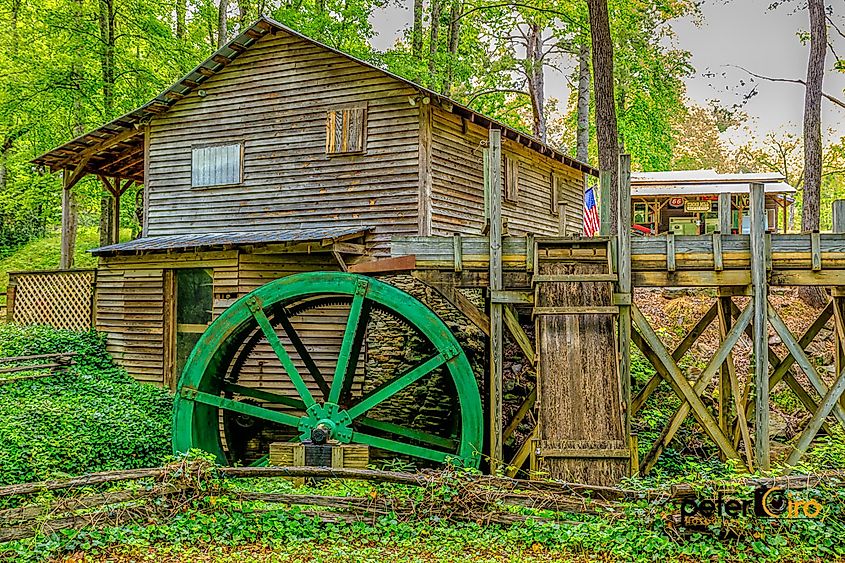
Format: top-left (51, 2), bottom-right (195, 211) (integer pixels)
top-left (90, 227), bottom-right (371, 256)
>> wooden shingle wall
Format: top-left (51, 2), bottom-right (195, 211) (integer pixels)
top-left (146, 31), bottom-right (421, 252)
top-left (428, 108), bottom-right (585, 237)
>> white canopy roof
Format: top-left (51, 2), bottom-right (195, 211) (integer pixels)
top-left (630, 170), bottom-right (795, 196)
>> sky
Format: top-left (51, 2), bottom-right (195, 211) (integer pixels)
top-left (368, 0), bottom-right (845, 144)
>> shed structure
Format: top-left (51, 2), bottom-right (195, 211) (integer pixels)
top-left (630, 170), bottom-right (795, 235)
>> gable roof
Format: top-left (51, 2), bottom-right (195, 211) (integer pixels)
top-left (32, 16), bottom-right (597, 182)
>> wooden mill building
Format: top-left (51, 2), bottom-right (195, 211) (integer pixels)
top-left (32, 16), bottom-right (596, 389)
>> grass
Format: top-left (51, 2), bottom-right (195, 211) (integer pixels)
top-left (0, 227), bottom-right (132, 303)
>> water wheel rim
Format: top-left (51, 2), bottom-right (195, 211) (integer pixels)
top-left (172, 271), bottom-right (482, 468)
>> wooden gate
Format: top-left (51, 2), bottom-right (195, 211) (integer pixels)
top-left (6, 269), bottom-right (96, 331)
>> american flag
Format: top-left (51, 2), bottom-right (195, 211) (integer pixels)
top-left (583, 186), bottom-right (600, 237)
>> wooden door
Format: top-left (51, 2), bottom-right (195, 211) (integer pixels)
top-left (164, 268), bottom-right (213, 389)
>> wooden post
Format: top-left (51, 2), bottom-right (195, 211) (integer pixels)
top-left (717, 292), bottom-right (733, 455)
top-left (750, 182), bottom-right (770, 472)
top-left (487, 129), bottom-right (504, 472)
top-left (111, 186), bottom-right (120, 245)
top-left (833, 201), bottom-right (845, 403)
top-left (833, 200), bottom-right (845, 233)
top-left (60, 171), bottom-right (78, 270)
top-left (599, 170), bottom-right (612, 236)
top-left (5, 275), bottom-right (16, 323)
top-left (617, 154), bottom-right (632, 447)
top-left (718, 193), bottom-right (732, 233)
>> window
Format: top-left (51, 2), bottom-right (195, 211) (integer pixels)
top-left (504, 155), bottom-right (519, 202)
top-left (326, 107), bottom-right (366, 155)
top-left (191, 143), bottom-right (242, 187)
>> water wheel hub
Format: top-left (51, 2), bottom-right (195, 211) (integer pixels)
top-left (298, 403), bottom-right (352, 443)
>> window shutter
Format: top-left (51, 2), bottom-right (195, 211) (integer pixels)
top-left (551, 173), bottom-right (559, 215)
top-left (504, 156), bottom-right (519, 202)
top-left (191, 144), bottom-right (242, 187)
top-left (326, 107), bottom-right (366, 155)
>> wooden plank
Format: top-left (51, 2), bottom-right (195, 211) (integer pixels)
top-left (812, 231), bottom-right (822, 271)
top-left (490, 290), bottom-right (533, 304)
top-left (713, 233), bottom-right (724, 271)
top-left (453, 234), bottom-right (463, 272)
top-left (750, 182), bottom-right (769, 472)
top-left (539, 448), bottom-right (630, 459)
top-left (488, 129), bottom-right (504, 471)
top-left (533, 306), bottom-right (618, 315)
top-left (718, 193), bottom-right (732, 233)
top-left (347, 255), bottom-right (416, 274)
top-left (533, 274), bottom-right (618, 283)
top-left (666, 234), bottom-right (676, 272)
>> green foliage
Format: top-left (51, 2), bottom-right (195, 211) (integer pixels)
top-left (5, 471), bottom-right (845, 562)
top-left (0, 325), bottom-right (172, 484)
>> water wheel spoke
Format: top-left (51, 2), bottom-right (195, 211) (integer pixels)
top-left (248, 298), bottom-right (316, 408)
top-left (224, 383), bottom-right (307, 411)
top-left (188, 389), bottom-right (301, 428)
top-left (277, 312), bottom-right (330, 399)
top-left (346, 354), bottom-right (447, 420)
top-left (357, 417), bottom-right (457, 450)
top-left (352, 430), bottom-right (452, 464)
top-left (328, 292), bottom-right (368, 404)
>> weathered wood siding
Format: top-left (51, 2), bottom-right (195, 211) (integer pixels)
top-left (96, 250), bottom-right (359, 394)
top-left (428, 108), bottom-right (585, 236)
top-left (146, 30), bottom-right (421, 250)
top-left (95, 251), bottom-right (238, 385)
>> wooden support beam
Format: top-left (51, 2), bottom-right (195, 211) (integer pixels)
top-left (784, 364), bottom-right (845, 473)
top-left (488, 129), bottom-right (504, 471)
top-left (631, 302), bottom-right (718, 415)
top-left (750, 182), bottom-right (770, 472)
top-left (348, 255), bottom-right (416, 274)
top-left (503, 305), bottom-right (534, 364)
top-left (53, 127), bottom-right (140, 170)
top-left (617, 153), bottom-right (632, 441)
top-left (60, 172), bottom-right (78, 270)
top-left (412, 272), bottom-right (491, 337)
top-left (632, 304), bottom-right (746, 471)
top-left (505, 424), bottom-right (538, 478)
top-left (713, 233), bottom-right (724, 271)
top-left (768, 303), bottom-right (845, 430)
top-left (718, 295), bottom-right (753, 467)
top-left (503, 388), bottom-right (536, 444)
top-left (666, 234), bottom-right (676, 272)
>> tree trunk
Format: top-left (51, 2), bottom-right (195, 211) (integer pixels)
top-left (176, 0), bottom-right (186, 39)
top-left (428, 0), bottom-right (442, 79)
top-left (576, 43), bottom-right (591, 162)
top-left (525, 22), bottom-right (546, 142)
top-left (99, 195), bottom-right (113, 246)
top-left (97, 0), bottom-right (115, 118)
top-left (442, 0), bottom-right (461, 96)
top-left (799, 0), bottom-right (828, 308)
top-left (217, 0), bottom-right (229, 48)
top-left (586, 0), bottom-right (619, 234)
top-left (412, 0), bottom-right (424, 58)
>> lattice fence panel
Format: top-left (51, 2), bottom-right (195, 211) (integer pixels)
top-left (10, 270), bottom-right (95, 332)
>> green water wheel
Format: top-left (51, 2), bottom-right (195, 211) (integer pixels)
top-left (172, 271), bottom-right (483, 468)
